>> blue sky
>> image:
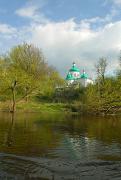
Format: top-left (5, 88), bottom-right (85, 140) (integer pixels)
top-left (0, 0), bottom-right (121, 77)
top-left (0, 0), bottom-right (116, 25)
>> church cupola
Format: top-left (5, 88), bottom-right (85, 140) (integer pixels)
top-left (65, 62), bottom-right (93, 86)
top-left (66, 72), bottom-right (74, 80)
top-left (81, 70), bottom-right (88, 79)
top-left (69, 62), bottom-right (80, 72)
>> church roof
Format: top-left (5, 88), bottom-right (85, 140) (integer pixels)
top-left (66, 63), bottom-right (89, 81)
top-left (69, 62), bottom-right (80, 72)
top-left (80, 71), bottom-right (88, 79)
top-left (66, 73), bottom-right (75, 80)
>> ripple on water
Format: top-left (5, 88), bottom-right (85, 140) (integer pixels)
top-left (0, 153), bottom-right (121, 179)
top-left (0, 113), bottom-right (121, 179)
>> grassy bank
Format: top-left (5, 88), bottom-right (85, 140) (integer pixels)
top-left (1, 100), bottom-right (120, 115)
top-left (0, 101), bottom-right (69, 113)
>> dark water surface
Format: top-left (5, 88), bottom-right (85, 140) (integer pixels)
top-left (0, 113), bottom-right (121, 179)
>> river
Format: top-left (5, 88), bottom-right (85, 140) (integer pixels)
top-left (0, 112), bottom-right (121, 179)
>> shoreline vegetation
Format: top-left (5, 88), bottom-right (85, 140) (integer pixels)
top-left (1, 43), bottom-right (121, 116)
top-left (0, 101), bottom-right (67, 113)
top-left (0, 100), bottom-right (121, 116)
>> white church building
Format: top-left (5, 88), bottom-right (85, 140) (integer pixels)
top-left (66, 62), bottom-right (93, 87)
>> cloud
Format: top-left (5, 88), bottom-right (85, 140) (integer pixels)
top-left (0, 18), bottom-right (120, 78)
top-left (0, 23), bottom-right (16, 34)
top-left (112, 0), bottom-right (121, 5)
top-left (15, 6), bottom-right (38, 18)
top-left (105, 0), bottom-right (121, 6)
top-left (15, 2), bottom-right (49, 23)
top-left (80, 8), bottom-right (117, 26)
top-left (1, 1), bottom-right (121, 78)
top-left (24, 18), bottom-right (120, 77)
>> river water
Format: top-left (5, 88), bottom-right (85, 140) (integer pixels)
top-left (0, 112), bottom-right (121, 179)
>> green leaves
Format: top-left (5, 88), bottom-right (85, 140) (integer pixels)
top-left (0, 43), bottom-right (63, 110)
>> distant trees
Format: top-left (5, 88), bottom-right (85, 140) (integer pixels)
top-left (95, 57), bottom-right (107, 97)
top-left (85, 57), bottom-right (110, 112)
top-left (85, 55), bottom-right (121, 114)
top-left (95, 57), bottom-right (107, 83)
top-left (50, 52), bottom-right (121, 114)
top-left (1, 43), bottom-right (121, 115)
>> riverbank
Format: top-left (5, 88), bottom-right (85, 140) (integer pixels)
top-left (0, 101), bottom-right (70, 113)
top-left (66, 103), bottom-right (121, 116)
top-left (0, 100), bottom-right (121, 115)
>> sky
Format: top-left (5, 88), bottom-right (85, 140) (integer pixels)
top-left (0, 0), bottom-right (121, 77)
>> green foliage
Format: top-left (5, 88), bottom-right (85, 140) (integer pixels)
top-left (0, 43), bottom-right (63, 112)
top-left (59, 54), bottom-right (121, 114)
top-left (1, 44), bottom-right (121, 115)
top-left (85, 75), bottom-right (121, 114)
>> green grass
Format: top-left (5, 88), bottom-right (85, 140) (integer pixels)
top-left (17, 102), bottom-right (67, 112)
top-left (0, 100), bottom-right (68, 113)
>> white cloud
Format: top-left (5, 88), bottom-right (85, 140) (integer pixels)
top-left (22, 19), bottom-right (119, 77)
top-left (15, 6), bottom-right (38, 18)
top-left (15, 3), bottom-right (48, 23)
top-left (80, 9), bottom-right (116, 26)
top-left (0, 18), bottom-right (120, 78)
top-left (0, 23), bottom-right (16, 34)
top-left (1, 3), bottom-right (121, 78)
top-left (113, 0), bottom-right (121, 5)
top-left (105, 0), bottom-right (121, 6)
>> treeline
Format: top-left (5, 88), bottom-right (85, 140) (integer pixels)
top-left (1, 43), bottom-right (121, 115)
top-left (55, 55), bottom-right (121, 115)
top-left (0, 43), bottom-right (64, 112)
top-left (85, 57), bottom-right (121, 114)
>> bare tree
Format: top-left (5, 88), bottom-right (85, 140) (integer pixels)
top-left (95, 57), bottom-right (108, 97)
top-left (96, 57), bottom-right (107, 83)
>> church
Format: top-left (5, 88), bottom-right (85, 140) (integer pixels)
top-left (66, 62), bottom-right (93, 87)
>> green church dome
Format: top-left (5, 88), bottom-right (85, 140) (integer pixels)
top-left (81, 71), bottom-right (88, 79)
top-left (66, 73), bottom-right (74, 80)
top-left (69, 62), bottom-right (80, 72)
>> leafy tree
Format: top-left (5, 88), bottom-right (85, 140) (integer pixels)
top-left (0, 43), bottom-right (63, 112)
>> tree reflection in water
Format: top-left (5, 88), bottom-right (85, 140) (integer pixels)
top-left (5, 113), bottom-right (15, 147)
top-left (0, 113), bottom-right (121, 179)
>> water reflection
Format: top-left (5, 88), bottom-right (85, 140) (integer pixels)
top-left (0, 113), bottom-right (121, 158)
top-left (0, 113), bottom-right (64, 157)
top-left (5, 113), bottom-right (15, 147)
top-left (0, 113), bottom-right (121, 178)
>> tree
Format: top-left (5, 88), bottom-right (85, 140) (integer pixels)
top-left (0, 60), bottom-right (28, 112)
top-left (95, 57), bottom-right (107, 83)
top-left (0, 44), bottom-right (47, 112)
top-left (95, 57), bottom-right (107, 97)
top-left (9, 43), bottom-right (48, 100)
top-left (0, 43), bottom-right (64, 112)
top-left (37, 66), bottom-right (65, 101)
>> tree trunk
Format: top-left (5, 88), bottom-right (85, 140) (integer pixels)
top-left (11, 87), bottom-right (16, 113)
top-left (25, 87), bottom-right (29, 102)
top-left (11, 80), bottom-right (17, 113)
top-left (25, 96), bottom-right (28, 102)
